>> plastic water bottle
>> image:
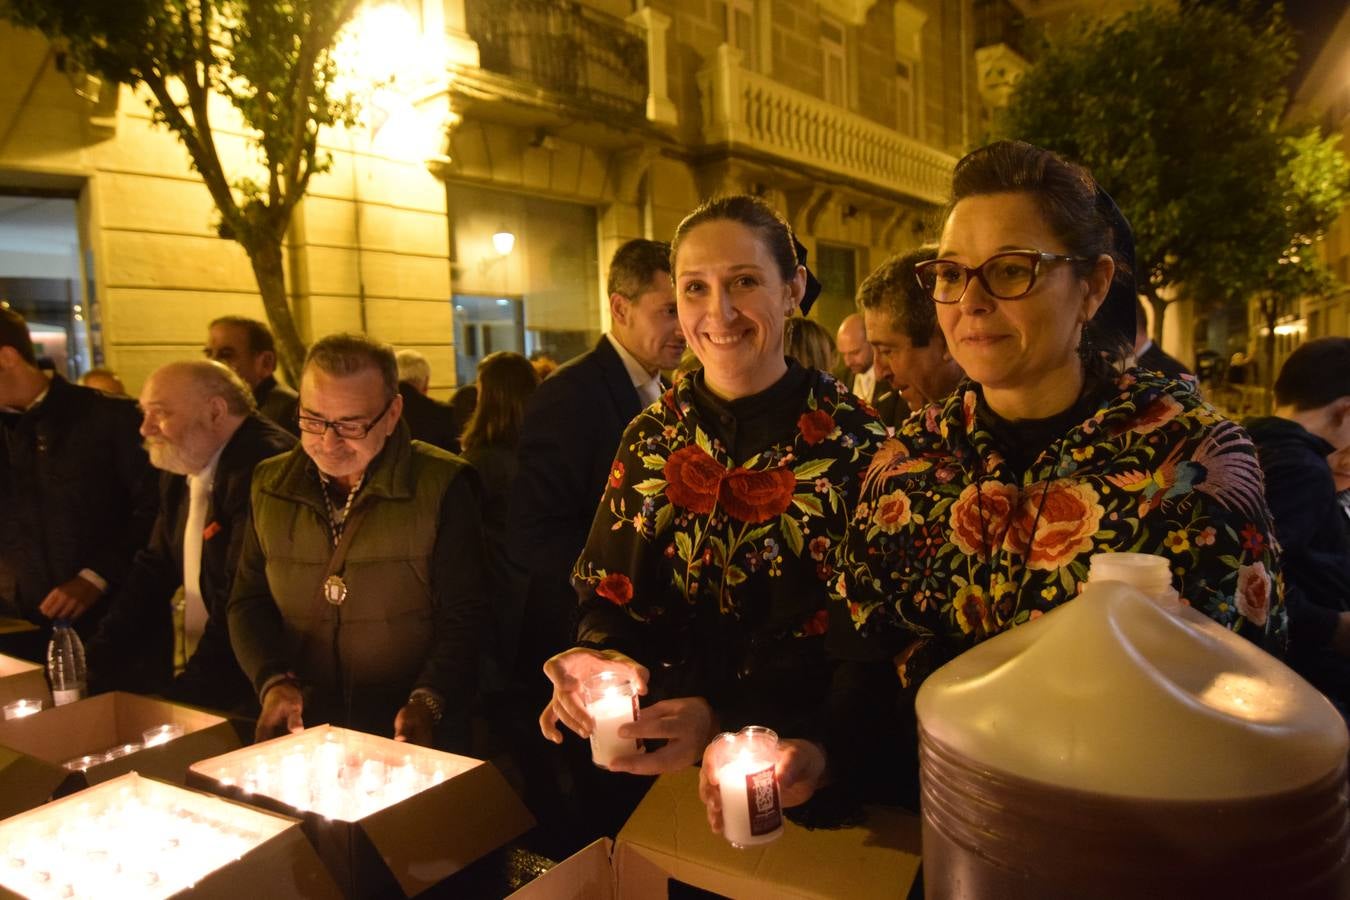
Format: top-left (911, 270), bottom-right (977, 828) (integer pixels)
top-left (47, 619), bottom-right (87, 706)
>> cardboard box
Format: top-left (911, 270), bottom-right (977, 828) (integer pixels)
top-left (0, 691), bottom-right (241, 816)
top-left (0, 772), bottom-right (341, 899)
top-left (0, 654), bottom-right (49, 710)
top-left (188, 724), bottom-right (536, 897)
top-left (613, 767), bottom-right (923, 899)
top-left (506, 839), bottom-right (616, 900)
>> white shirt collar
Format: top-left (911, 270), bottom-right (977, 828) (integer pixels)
top-left (189, 441), bottom-right (228, 489)
top-left (854, 366), bottom-right (877, 400)
top-left (606, 333), bottom-right (662, 401)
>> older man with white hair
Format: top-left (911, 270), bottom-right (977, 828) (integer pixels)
top-left (395, 348), bottom-right (460, 452)
top-left (88, 360), bottom-right (294, 710)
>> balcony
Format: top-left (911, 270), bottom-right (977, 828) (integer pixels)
top-left (972, 0), bottom-right (1033, 109)
top-left (463, 0), bottom-right (654, 122)
top-left (697, 45), bottom-right (955, 206)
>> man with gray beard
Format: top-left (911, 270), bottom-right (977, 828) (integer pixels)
top-left (88, 360), bottom-right (293, 710)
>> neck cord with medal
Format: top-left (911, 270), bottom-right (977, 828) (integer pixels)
top-left (318, 469), bottom-right (365, 729)
top-left (319, 471), bottom-right (364, 603)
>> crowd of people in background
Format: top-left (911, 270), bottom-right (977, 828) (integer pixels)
top-left (0, 138), bottom-right (1346, 858)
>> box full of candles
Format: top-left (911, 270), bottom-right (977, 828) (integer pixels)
top-left (0, 653), bottom-right (49, 712)
top-left (0, 692), bottom-right (240, 816)
top-left (0, 772), bottom-right (341, 899)
top-left (187, 724), bottom-right (535, 898)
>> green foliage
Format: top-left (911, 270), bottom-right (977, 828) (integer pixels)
top-left (996, 2), bottom-right (1349, 318)
top-left (1, 0), bottom-right (365, 376)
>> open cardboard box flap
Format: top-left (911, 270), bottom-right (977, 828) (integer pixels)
top-left (0, 653), bottom-right (49, 709)
top-left (506, 839), bottom-right (615, 900)
top-left (0, 691), bottom-right (239, 798)
top-left (613, 767), bottom-right (923, 899)
top-left (0, 744), bottom-right (66, 820)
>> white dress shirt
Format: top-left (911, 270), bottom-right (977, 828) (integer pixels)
top-left (607, 333), bottom-right (663, 407)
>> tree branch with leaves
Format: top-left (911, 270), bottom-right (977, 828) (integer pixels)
top-left (3, 0), bottom-right (364, 379)
top-left (995, 2), bottom-right (1348, 359)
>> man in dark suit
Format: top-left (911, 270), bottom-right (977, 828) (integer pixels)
top-left (395, 349), bottom-right (461, 452)
top-left (206, 316), bottom-right (300, 434)
top-left (0, 308), bottom-right (158, 662)
top-left (508, 239), bottom-right (684, 849)
top-left (1134, 298), bottom-right (1191, 380)
top-left (511, 239), bottom-right (685, 671)
top-left (857, 249), bottom-right (964, 419)
top-left (87, 361), bottom-right (294, 710)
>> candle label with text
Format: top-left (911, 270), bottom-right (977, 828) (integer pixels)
top-left (743, 766), bottom-right (782, 836)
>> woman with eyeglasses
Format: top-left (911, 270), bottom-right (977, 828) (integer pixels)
top-left (697, 141), bottom-right (1287, 829)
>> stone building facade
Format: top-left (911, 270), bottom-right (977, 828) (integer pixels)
top-left (0, 0), bottom-right (992, 394)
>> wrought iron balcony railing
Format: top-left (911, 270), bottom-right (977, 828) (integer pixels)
top-left (464, 0), bottom-right (649, 119)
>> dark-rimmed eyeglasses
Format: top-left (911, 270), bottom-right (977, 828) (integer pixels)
top-left (297, 395), bottom-right (395, 440)
top-left (914, 250), bottom-right (1091, 304)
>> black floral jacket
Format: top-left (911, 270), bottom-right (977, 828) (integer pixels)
top-left (572, 368), bottom-right (887, 732)
top-left (837, 369), bottom-right (1287, 686)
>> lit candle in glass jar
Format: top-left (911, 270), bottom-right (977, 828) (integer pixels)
top-left (142, 723), bottom-right (184, 748)
top-left (708, 726), bottom-right (783, 848)
top-left (3, 698), bottom-right (42, 720)
top-left (581, 672), bottom-right (642, 769)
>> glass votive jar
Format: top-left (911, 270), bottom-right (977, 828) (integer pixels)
top-left (102, 742), bottom-right (141, 762)
top-left (3, 698), bottom-right (42, 720)
top-left (142, 723), bottom-right (184, 748)
top-left (581, 672), bottom-right (642, 769)
top-left (706, 726), bottom-right (784, 848)
top-left (63, 754), bottom-right (104, 772)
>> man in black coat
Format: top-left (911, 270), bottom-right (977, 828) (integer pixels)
top-left (0, 308), bottom-right (158, 662)
top-left (507, 239), bottom-right (684, 850)
top-left (1134, 298), bottom-right (1192, 380)
top-left (510, 239), bottom-right (686, 673)
top-left (206, 316), bottom-right (300, 434)
top-left (1246, 337), bottom-right (1350, 715)
top-left (395, 348), bottom-right (460, 452)
top-left (88, 361), bottom-right (294, 710)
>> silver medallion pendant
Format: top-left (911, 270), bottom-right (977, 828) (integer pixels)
top-left (323, 574), bottom-right (348, 606)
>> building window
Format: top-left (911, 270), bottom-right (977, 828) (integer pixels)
top-left (813, 243), bottom-right (858, 335)
top-left (447, 182), bottom-right (601, 382)
top-left (726, 0), bottom-right (758, 72)
top-left (821, 15), bottom-right (847, 107)
top-left (895, 60), bottom-right (917, 137)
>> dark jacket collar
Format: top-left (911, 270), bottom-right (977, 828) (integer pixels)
top-left (1243, 415), bottom-right (1334, 457)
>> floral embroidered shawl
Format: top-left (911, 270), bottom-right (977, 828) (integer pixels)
top-left (571, 368), bottom-right (887, 717)
top-left (837, 369), bottom-right (1287, 684)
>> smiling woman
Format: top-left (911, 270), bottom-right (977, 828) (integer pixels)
top-left (537, 195), bottom-right (887, 829)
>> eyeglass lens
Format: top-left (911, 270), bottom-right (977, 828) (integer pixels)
top-left (922, 253), bottom-right (1038, 302)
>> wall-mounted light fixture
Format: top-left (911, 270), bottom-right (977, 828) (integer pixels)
top-left (492, 228), bottom-right (516, 256)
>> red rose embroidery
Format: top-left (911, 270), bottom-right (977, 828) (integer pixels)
top-left (948, 482), bottom-right (1017, 559)
top-left (719, 466), bottom-right (796, 523)
top-left (663, 445), bottom-right (724, 513)
top-left (608, 461), bottom-right (625, 489)
top-left (798, 409), bottom-right (836, 445)
top-left (596, 573), bottom-right (634, 606)
top-left (1005, 480), bottom-right (1104, 571)
top-left (801, 609), bottom-right (829, 636)
top-left (1235, 562), bottom-right (1271, 626)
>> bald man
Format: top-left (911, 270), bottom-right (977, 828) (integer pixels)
top-left (837, 311), bottom-right (910, 427)
top-left (88, 361), bottom-right (294, 710)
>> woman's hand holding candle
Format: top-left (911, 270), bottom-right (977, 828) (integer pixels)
top-left (699, 738), bottom-right (829, 835)
top-left (539, 647), bottom-right (648, 743)
top-left (603, 696), bottom-right (715, 775)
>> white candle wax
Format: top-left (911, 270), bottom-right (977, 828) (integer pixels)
top-left (717, 750), bottom-right (783, 847)
top-left (586, 687), bottom-right (638, 769)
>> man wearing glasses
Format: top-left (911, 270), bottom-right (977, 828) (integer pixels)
top-left (229, 333), bottom-right (489, 749)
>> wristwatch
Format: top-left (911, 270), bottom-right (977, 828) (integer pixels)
top-left (409, 688), bottom-right (444, 724)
